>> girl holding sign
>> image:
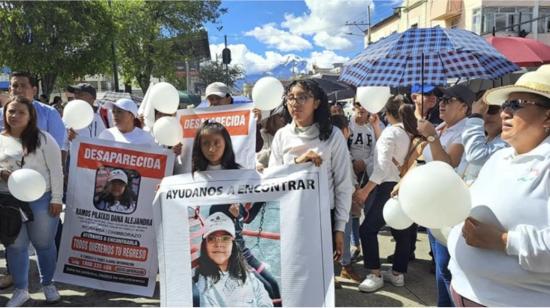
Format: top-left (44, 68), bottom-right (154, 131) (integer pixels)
top-left (193, 212), bottom-right (273, 307)
top-left (268, 79), bottom-right (353, 261)
top-left (191, 121), bottom-right (281, 305)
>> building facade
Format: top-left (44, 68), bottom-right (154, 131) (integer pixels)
top-left (368, 0), bottom-right (550, 46)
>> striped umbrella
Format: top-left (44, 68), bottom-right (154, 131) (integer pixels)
top-left (339, 26), bottom-right (519, 87)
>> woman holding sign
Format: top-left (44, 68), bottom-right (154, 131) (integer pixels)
top-left (269, 79), bottom-right (353, 261)
top-left (0, 96), bottom-right (63, 306)
top-left (193, 212), bottom-right (273, 307)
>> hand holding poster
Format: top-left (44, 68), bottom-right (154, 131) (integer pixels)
top-left (153, 164), bottom-right (335, 307)
top-left (55, 139), bottom-right (174, 297)
top-left (175, 103), bottom-right (256, 173)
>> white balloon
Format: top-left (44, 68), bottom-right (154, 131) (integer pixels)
top-left (431, 227), bottom-right (453, 247)
top-left (383, 197), bottom-right (414, 230)
top-left (252, 77), bottom-right (284, 110)
top-left (153, 116), bottom-right (181, 146)
top-left (150, 82), bottom-right (180, 114)
top-left (398, 161), bottom-right (471, 229)
top-left (62, 99), bottom-right (94, 130)
top-left (8, 169), bottom-right (46, 202)
top-left (356, 86), bottom-right (391, 113)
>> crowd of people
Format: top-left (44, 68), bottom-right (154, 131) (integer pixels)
top-left (0, 65), bottom-right (548, 307)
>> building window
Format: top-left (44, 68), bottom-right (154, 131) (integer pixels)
top-left (482, 7), bottom-right (534, 34)
top-left (539, 8), bottom-right (550, 33)
top-left (472, 8), bottom-right (482, 34)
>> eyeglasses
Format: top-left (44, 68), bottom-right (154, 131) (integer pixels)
top-left (206, 234), bottom-right (233, 244)
top-left (486, 105), bottom-right (501, 115)
top-left (502, 99), bottom-right (550, 112)
top-left (285, 94), bottom-right (312, 105)
top-left (438, 97), bottom-right (459, 105)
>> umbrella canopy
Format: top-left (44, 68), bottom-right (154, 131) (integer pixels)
top-left (310, 77), bottom-right (352, 94)
top-left (486, 36), bottom-right (550, 67)
top-left (97, 91), bottom-right (143, 105)
top-left (339, 26), bottom-right (519, 87)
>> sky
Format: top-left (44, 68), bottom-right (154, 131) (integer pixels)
top-left (204, 0), bottom-right (402, 76)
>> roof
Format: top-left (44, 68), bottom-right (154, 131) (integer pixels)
top-left (370, 11), bottom-right (401, 32)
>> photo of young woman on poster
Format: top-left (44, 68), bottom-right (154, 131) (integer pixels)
top-left (193, 212), bottom-right (273, 307)
top-left (94, 169), bottom-right (137, 214)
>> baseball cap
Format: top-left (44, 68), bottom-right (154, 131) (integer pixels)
top-left (205, 82), bottom-right (230, 98)
top-left (67, 83), bottom-right (97, 98)
top-left (108, 169), bottom-right (128, 184)
top-left (411, 84), bottom-right (436, 94)
top-left (203, 212), bottom-right (235, 238)
top-left (440, 84), bottom-right (475, 105)
top-left (104, 98), bottom-right (138, 117)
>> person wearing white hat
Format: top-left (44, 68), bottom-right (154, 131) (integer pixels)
top-left (447, 65), bottom-right (550, 306)
top-left (205, 82), bottom-right (233, 106)
top-left (94, 169), bottom-right (136, 214)
top-left (98, 98), bottom-right (156, 146)
top-left (193, 212), bottom-right (272, 307)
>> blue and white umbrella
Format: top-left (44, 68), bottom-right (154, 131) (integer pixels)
top-left (339, 26), bottom-right (519, 87)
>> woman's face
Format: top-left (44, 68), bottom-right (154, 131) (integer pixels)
top-left (5, 101), bottom-right (30, 130)
top-left (483, 105), bottom-right (502, 137)
top-left (286, 85), bottom-right (318, 127)
top-left (500, 93), bottom-right (550, 149)
top-left (205, 231), bottom-right (233, 270)
top-left (200, 131), bottom-right (225, 165)
top-left (439, 97), bottom-right (467, 124)
top-left (109, 180), bottom-right (126, 199)
top-left (112, 106), bottom-right (135, 130)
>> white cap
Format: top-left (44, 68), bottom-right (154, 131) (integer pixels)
top-left (105, 98), bottom-right (138, 117)
top-left (205, 82), bottom-right (230, 98)
top-left (203, 212), bottom-right (235, 238)
top-left (108, 169), bottom-right (128, 184)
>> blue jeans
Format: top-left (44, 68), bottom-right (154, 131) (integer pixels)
top-left (428, 231), bottom-right (454, 307)
top-left (350, 216), bottom-right (360, 247)
top-left (341, 214), bottom-right (353, 266)
top-left (7, 192), bottom-right (59, 289)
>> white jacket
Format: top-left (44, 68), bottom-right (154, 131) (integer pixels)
top-left (448, 136), bottom-right (550, 306)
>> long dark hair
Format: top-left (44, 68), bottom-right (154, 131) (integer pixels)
top-left (192, 121), bottom-right (240, 173)
top-left (193, 239), bottom-right (248, 285)
top-left (3, 96), bottom-right (43, 154)
top-left (386, 95), bottom-right (422, 138)
top-left (95, 180), bottom-right (136, 209)
top-left (283, 79), bottom-right (333, 141)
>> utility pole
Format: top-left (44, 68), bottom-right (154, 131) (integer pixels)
top-left (108, 0), bottom-right (119, 92)
top-left (224, 35), bottom-right (229, 85)
top-left (367, 4), bottom-right (372, 44)
top-left (534, 0), bottom-right (540, 40)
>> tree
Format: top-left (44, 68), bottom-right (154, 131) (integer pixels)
top-left (198, 60), bottom-right (245, 89)
top-left (112, 0), bottom-right (224, 93)
top-left (0, 1), bottom-right (114, 96)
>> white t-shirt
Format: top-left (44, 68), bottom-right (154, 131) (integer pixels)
top-left (422, 117), bottom-right (467, 173)
top-left (98, 127), bottom-right (156, 146)
top-left (348, 117), bottom-right (376, 176)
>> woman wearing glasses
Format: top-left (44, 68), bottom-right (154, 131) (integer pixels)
top-left (416, 84), bottom-right (474, 307)
top-left (0, 96), bottom-right (63, 306)
top-left (269, 79), bottom-right (353, 262)
top-left (460, 91), bottom-right (508, 185)
top-left (193, 212), bottom-right (273, 307)
top-left (447, 66), bottom-right (550, 306)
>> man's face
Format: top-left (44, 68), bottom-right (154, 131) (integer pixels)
top-left (207, 95), bottom-right (231, 106)
top-left (412, 92), bottom-right (438, 110)
top-left (9, 76), bottom-right (36, 101)
top-left (74, 90), bottom-right (95, 105)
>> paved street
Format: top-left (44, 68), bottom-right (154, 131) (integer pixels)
top-left (0, 229), bottom-right (436, 307)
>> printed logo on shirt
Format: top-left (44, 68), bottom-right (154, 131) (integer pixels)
top-left (352, 132), bottom-right (373, 146)
top-left (180, 110), bottom-right (250, 138)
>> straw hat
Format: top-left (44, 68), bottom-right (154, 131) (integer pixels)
top-left (485, 64), bottom-right (550, 105)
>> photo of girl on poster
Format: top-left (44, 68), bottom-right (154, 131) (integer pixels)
top-left (193, 212), bottom-right (273, 307)
top-left (94, 169), bottom-right (137, 214)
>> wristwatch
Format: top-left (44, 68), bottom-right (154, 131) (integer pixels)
top-left (427, 135), bottom-right (437, 143)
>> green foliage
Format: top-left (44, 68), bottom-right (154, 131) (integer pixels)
top-left (112, 0), bottom-right (223, 92)
top-left (0, 1), bottom-right (115, 95)
top-left (198, 60), bottom-right (245, 88)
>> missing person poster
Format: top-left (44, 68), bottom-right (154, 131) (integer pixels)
top-left (153, 164), bottom-right (335, 307)
top-left (55, 139), bottom-right (174, 297)
top-left (175, 103), bottom-right (256, 173)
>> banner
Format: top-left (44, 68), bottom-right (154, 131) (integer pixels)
top-left (153, 164), bottom-right (334, 307)
top-left (55, 139), bottom-right (174, 297)
top-left (175, 103), bottom-right (256, 173)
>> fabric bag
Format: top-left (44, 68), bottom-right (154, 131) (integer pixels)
top-left (0, 193), bottom-right (33, 246)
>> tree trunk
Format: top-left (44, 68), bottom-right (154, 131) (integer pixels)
top-left (40, 72), bottom-right (57, 98)
top-left (137, 74), bottom-right (150, 94)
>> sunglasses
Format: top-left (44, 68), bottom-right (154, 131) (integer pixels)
top-left (206, 234), bottom-right (233, 244)
top-left (502, 99), bottom-right (550, 112)
top-left (487, 105), bottom-right (501, 115)
top-left (438, 96), bottom-right (459, 105)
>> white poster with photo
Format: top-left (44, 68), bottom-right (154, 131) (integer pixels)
top-left (55, 139), bottom-right (174, 296)
top-left (175, 103), bottom-right (256, 173)
top-left (153, 164), bottom-right (334, 307)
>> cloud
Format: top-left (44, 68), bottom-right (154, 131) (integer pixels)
top-left (308, 50), bottom-right (350, 69)
top-left (245, 23), bottom-right (312, 52)
top-left (209, 43), bottom-right (293, 75)
top-left (281, 0), bottom-right (371, 50)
